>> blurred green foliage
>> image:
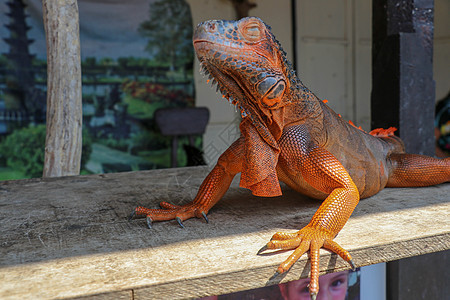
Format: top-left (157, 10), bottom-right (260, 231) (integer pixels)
top-left (0, 124), bottom-right (46, 178)
top-left (0, 124), bottom-right (92, 178)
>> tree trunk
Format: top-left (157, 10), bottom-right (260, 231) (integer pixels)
top-left (42, 0), bottom-right (82, 177)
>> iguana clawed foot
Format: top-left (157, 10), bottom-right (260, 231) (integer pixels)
top-left (258, 225), bottom-right (355, 298)
top-left (129, 202), bottom-right (209, 229)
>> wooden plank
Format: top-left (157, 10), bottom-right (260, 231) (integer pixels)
top-left (0, 167), bottom-right (449, 299)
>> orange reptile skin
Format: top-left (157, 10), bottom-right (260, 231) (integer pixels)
top-left (130, 17), bottom-right (450, 299)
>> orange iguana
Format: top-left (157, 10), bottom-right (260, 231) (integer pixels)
top-left (130, 17), bottom-right (450, 299)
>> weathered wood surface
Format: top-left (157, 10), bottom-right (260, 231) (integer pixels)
top-left (0, 167), bottom-right (449, 299)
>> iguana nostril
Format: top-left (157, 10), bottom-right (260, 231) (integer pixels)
top-left (208, 23), bottom-right (216, 32)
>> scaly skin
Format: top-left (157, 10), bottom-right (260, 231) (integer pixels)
top-left (130, 17), bottom-right (450, 298)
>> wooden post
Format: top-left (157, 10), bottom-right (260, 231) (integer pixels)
top-left (42, 0), bottom-right (82, 177)
top-left (372, 1), bottom-right (447, 299)
top-left (371, 0), bottom-right (435, 156)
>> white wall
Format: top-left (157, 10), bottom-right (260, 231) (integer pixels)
top-left (295, 0), bottom-right (372, 130)
top-left (295, 0), bottom-right (450, 131)
top-left (434, 0), bottom-right (450, 101)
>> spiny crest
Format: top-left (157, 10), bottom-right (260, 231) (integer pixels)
top-left (369, 127), bottom-right (397, 137)
top-left (266, 26), bottom-right (308, 104)
top-left (199, 59), bottom-right (249, 117)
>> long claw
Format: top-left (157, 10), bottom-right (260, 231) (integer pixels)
top-left (349, 259), bottom-right (356, 271)
top-left (269, 270), bottom-right (282, 281)
top-left (257, 244), bottom-right (268, 255)
top-left (176, 217), bottom-right (185, 228)
top-left (128, 211), bottom-right (136, 221)
top-left (146, 216), bottom-right (152, 229)
top-left (201, 212), bottom-right (209, 223)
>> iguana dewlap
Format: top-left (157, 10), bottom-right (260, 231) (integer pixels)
top-left (131, 17), bottom-right (450, 299)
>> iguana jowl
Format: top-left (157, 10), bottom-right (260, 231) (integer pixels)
top-left (131, 17), bottom-right (450, 299)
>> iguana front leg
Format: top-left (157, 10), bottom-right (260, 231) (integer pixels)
top-left (130, 138), bottom-right (244, 228)
top-left (259, 126), bottom-right (359, 299)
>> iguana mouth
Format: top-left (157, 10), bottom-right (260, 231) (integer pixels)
top-left (193, 40), bottom-right (246, 54)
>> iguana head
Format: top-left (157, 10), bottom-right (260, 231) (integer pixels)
top-left (193, 17), bottom-right (301, 126)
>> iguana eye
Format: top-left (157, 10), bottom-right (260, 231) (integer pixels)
top-left (243, 22), bottom-right (261, 41)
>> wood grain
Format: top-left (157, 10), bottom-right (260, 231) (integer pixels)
top-left (0, 167), bottom-right (448, 299)
top-left (42, 0), bottom-right (82, 177)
